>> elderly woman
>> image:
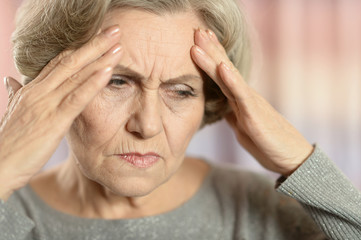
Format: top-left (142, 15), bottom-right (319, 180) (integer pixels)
top-left (0, 0), bottom-right (360, 239)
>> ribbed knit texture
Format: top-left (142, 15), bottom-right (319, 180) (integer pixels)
top-left (277, 146), bottom-right (361, 240)
top-left (0, 145), bottom-right (360, 239)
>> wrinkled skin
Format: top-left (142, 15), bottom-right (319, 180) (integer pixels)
top-left (190, 29), bottom-right (313, 176)
top-left (0, 9), bottom-right (312, 218)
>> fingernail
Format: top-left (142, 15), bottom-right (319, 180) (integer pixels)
top-left (104, 25), bottom-right (120, 37)
top-left (104, 66), bottom-right (113, 73)
top-left (3, 77), bottom-right (9, 90)
top-left (195, 46), bottom-right (205, 55)
top-left (112, 45), bottom-right (122, 55)
top-left (4, 77), bottom-right (14, 98)
top-left (221, 61), bottom-right (231, 71)
top-left (206, 30), bottom-right (216, 41)
top-left (199, 29), bottom-right (209, 41)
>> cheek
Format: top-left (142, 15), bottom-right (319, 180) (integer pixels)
top-left (69, 87), bottom-right (204, 159)
top-left (69, 94), bottom-right (131, 150)
top-left (164, 100), bottom-right (205, 156)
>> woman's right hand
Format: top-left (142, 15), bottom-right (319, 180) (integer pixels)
top-left (0, 25), bottom-right (123, 201)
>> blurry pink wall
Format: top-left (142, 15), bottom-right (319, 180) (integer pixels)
top-left (0, 0), bottom-right (21, 114)
top-left (1, 0), bottom-right (360, 188)
top-left (240, 1), bottom-right (361, 188)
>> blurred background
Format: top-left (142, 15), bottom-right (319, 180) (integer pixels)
top-left (1, 0), bottom-right (360, 189)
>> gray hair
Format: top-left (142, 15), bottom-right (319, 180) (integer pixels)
top-left (12, 0), bottom-right (253, 125)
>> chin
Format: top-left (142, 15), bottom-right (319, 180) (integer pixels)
top-left (76, 158), bottom-right (175, 197)
top-left (95, 174), bottom-right (166, 197)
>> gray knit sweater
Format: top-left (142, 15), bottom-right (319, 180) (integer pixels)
top-left (1, 146), bottom-right (360, 240)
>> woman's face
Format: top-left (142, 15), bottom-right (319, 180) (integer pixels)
top-left (66, 9), bottom-right (206, 196)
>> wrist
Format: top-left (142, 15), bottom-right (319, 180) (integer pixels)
top-left (0, 188), bottom-right (14, 202)
top-left (282, 144), bottom-right (315, 177)
top-left (0, 163), bottom-right (27, 201)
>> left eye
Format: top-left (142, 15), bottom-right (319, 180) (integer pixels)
top-left (108, 75), bottom-right (129, 87)
top-left (175, 90), bottom-right (195, 97)
top-left (167, 84), bottom-right (196, 98)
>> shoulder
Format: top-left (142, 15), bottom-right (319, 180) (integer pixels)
top-left (208, 162), bottom-right (276, 197)
top-left (207, 162), bottom-right (324, 238)
top-left (7, 185), bottom-right (37, 215)
top-left (7, 167), bottom-right (60, 219)
top-left (206, 162), bottom-right (312, 219)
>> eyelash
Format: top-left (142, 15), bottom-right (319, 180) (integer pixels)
top-left (109, 75), bottom-right (128, 86)
top-left (174, 90), bottom-right (196, 98)
top-left (108, 75), bottom-right (197, 98)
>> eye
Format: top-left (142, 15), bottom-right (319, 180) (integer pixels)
top-left (166, 84), bottom-right (197, 99)
top-left (108, 75), bottom-right (130, 88)
top-left (175, 90), bottom-right (196, 97)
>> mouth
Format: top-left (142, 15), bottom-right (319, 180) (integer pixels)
top-left (117, 152), bottom-right (161, 168)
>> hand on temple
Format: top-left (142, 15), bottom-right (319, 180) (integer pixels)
top-left (0, 25), bottom-right (123, 200)
top-left (191, 28), bottom-right (314, 176)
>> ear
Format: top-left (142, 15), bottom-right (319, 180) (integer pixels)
top-left (3, 77), bottom-right (22, 98)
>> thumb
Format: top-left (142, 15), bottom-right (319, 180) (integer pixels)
top-left (3, 77), bottom-right (22, 98)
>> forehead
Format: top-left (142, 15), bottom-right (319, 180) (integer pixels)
top-left (101, 9), bottom-right (207, 77)
top-left (103, 8), bottom-right (205, 47)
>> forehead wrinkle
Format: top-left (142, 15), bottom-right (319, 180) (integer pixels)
top-left (128, 26), bottom-right (184, 45)
top-left (122, 30), bottom-right (190, 58)
top-left (113, 64), bottom-right (202, 84)
top-left (119, 18), bottom-right (194, 59)
top-left (119, 37), bottom-right (196, 82)
top-left (115, 10), bottom-right (193, 43)
top-left (104, 9), bottom-right (207, 86)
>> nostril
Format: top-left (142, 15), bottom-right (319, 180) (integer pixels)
top-left (125, 111), bottom-right (162, 139)
top-left (129, 131), bottom-right (144, 139)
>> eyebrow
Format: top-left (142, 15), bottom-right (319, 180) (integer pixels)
top-left (113, 64), bottom-right (202, 84)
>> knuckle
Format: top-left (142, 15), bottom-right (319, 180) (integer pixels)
top-left (88, 36), bottom-right (103, 50)
top-left (49, 50), bottom-right (73, 68)
top-left (46, 58), bottom-right (58, 69)
top-left (59, 49), bottom-right (73, 58)
top-left (68, 73), bottom-right (81, 85)
top-left (64, 93), bottom-right (83, 109)
top-left (59, 55), bottom-right (78, 70)
top-left (91, 75), bottom-right (107, 89)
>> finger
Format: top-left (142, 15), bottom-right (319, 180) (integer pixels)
top-left (191, 29), bottom-right (238, 100)
top-left (225, 113), bottom-right (268, 165)
top-left (192, 28), bottom-right (252, 102)
top-left (206, 29), bottom-right (221, 45)
top-left (191, 45), bottom-right (234, 100)
top-left (20, 50), bottom-right (73, 99)
top-left (27, 50), bottom-right (73, 87)
top-left (58, 66), bottom-right (113, 120)
top-left (4, 77), bottom-right (22, 99)
top-left (34, 25), bottom-right (121, 94)
top-left (194, 29), bottom-right (231, 68)
top-left (53, 43), bottom-right (123, 100)
top-left (218, 62), bottom-right (253, 102)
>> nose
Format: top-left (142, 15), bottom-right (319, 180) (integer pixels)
top-left (126, 92), bottom-right (162, 139)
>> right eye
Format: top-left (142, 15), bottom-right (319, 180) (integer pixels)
top-left (108, 75), bottom-right (129, 88)
top-left (109, 75), bottom-right (127, 86)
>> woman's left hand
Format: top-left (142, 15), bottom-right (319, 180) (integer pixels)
top-left (191, 29), bottom-right (314, 176)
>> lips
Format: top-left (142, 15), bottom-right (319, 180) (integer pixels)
top-left (118, 152), bottom-right (160, 168)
